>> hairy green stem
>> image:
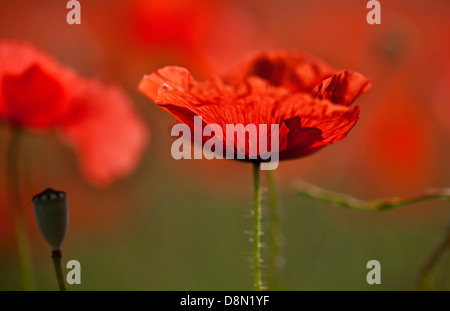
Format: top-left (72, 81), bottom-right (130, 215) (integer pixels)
top-left (266, 170), bottom-right (283, 291)
top-left (7, 128), bottom-right (35, 290)
top-left (52, 250), bottom-right (66, 291)
top-left (252, 162), bottom-right (262, 291)
top-left (293, 180), bottom-right (450, 212)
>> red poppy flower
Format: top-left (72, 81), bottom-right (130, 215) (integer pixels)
top-left (138, 51), bottom-right (369, 162)
top-left (0, 41), bottom-right (148, 186)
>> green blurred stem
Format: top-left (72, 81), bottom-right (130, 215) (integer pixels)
top-left (52, 250), bottom-right (66, 291)
top-left (266, 170), bottom-right (283, 291)
top-left (414, 217), bottom-right (450, 291)
top-left (294, 180), bottom-right (450, 290)
top-left (6, 128), bottom-right (35, 290)
top-left (293, 180), bottom-right (450, 212)
top-left (252, 162), bottom-right (262, 291)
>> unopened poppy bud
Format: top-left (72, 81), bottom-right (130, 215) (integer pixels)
top-left (32, 188), bottom-right (69, 251)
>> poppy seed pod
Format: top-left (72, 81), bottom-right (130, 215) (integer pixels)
top-left (32, 188), bottom-right (69, 251)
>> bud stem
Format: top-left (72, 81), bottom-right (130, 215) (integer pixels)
top-left (51, 250), bottom-right (66, 291)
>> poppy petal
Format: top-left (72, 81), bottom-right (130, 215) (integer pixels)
top-left (278, 116), bottom-right (324, 159)
top-left (229, 51), bottom-right (336, 92)
top-left (62, 80), bottom-right (149, 186)
top-left (0, 41), bottom-right (76, 127)
top-left (278, 94), bottom-right (360, 159)
top-left (138, 66), bottom-right (194, 102)
top-left (311, 70), bottom-right (371, 106)
top-left (151, 74), bottom-right (360, 159)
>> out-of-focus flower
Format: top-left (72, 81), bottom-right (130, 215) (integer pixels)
top-left (0, 41), bottom-right (149, 186)
top-left (32, 188), bottom-right (68, 252)
top-left (139, 50), bottom-right (370, 161)
top-left (129, 0), bottom-right (211, 50)
top-left (126, 0), bottom-right (264, 73)
top-left (361, 75), bottom-right (437, 192)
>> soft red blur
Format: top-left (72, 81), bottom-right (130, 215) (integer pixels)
top-left (0, 0), bottom-right (449, 247)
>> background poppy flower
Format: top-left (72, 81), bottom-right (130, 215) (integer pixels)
top-left (139, 51), bottom-right (370, 162)
top-left (126, 0), bottom-right (264, 73)
top-left (0, 41), bottom-right (77, 128)
top-left (0, 41), bottom-right (149, 186)
top-left (0, 41), bottom-right (149, 290)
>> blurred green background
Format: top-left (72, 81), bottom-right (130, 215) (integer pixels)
top-left (1, 0), bottom-right (450, 290)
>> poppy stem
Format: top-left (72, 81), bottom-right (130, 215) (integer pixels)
top-left (294, 180), bottom-right (450, 290)
top-left (293, 180), bottom-right (450, 212)
top-left (266, 170), bottom-right (283, 291)
top-left (414, 216), bottom-right (450, 291)
top-left (6, 128), bottom-right (35, 290)
top-left (252, 162), bottom-right (262, 291)
top-left (51, 250), bottom-right (66, 291)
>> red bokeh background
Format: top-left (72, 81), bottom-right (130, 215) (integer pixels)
top-left (0, 0), bottom-right (449, 291)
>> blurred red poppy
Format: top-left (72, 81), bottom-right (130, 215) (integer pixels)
top-left (139, 51), bottom-right (370, 161)
top-left (129, 0), bottom-right (211, 50)
top-left (0, 41), bottom-right (149, 186)
top-left (125, 0), bottom-right (264, 74)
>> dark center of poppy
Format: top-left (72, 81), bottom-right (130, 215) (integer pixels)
top-left (251, 58), bottom-right (286, 86)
